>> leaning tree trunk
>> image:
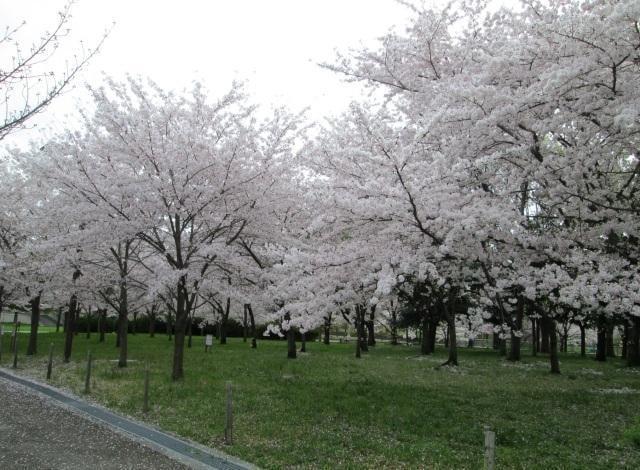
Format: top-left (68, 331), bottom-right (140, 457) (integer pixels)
top-left (63, 294), bottom-right (78, 363)
top-left (508, 296), bottom-right (524, 362)
top-left (26, 294), bottom-right (41, 356)
top-left (246, 303), bottom-right (257, 349)
top-left (56, 306), bottom-right (62, 333)
top-left (548, 316), bottom-right (561, 374)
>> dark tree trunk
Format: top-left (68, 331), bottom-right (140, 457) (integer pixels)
top-left (149, 309), bottom-right (156, 338)
top-left (26, 294), bottom-right (41, 356)
top-left (428, 320), bottom-right (437, 353)
top-left (187, 314), bottom-right (193, 348)
top-left (246, 303), bottom-right (257, 349)
top-left (627, 317), bottom-right (640, 367)
top-left (118, 311), bottom-right (128, 368)
top-left (540, 317), bottom-right (550, 353)
top-left (357, 305), bottom-right (368, 353)
top-left (300, 332), bottom-right (306, 352)
top-left (286, 313), bottom-right (296, 359)
top-left (167, 313), bottom-right (173, 341)
top-left (220, 297), bottom-right (230, 345)
top-left (85, 307), bottom-right (91, 339)
top-left (56, 306), bottom-right (62, 333)
top-left (579, 322), bottom-right (586, 357)
top-left (531, 318), bottom-right (537, 357)
top-left (99, 309), bottom-right (106, 343)
top-left (508, 296), bottom-right (523, 362)
top-left (445, 308), bottom-right (458, 366)
top-left (548, 317), bottom-right (560, 374)
top-left (390, 308), bottom-right (398, 345)
top-left (355, 312), bottom-right (362, 359)
top-left (243, 307), bottom-right (248, 343)
top-left (596, 317), bottom-right (607, 362)
top-left (323, 315), bottom-right (331, 345)
top-left (131, 311), bottom-right (137, 335)
top-left (420, 315), bottom-right (430, 355)
top-left (366, 305), bottom-right (376, 347)
top-left (171, 283), bottom-right (187, 381)
top-left (621, 325), bottom-right (628, 359)
top-left (63, 295), bottom-right (77, 363)
top-left (492, 331), bottom-right (500, 350)
top-left (499, 337), bottom-right (507, 356)
top-left (606, 322), bottom-right (615, 357)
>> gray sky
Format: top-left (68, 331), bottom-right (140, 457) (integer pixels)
top-left (1, 0), bottom-right (418, 148)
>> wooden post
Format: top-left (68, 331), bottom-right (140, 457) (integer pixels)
top-left (224, 381), bottom-right (233, 445)
top-left (46, 343), bottom-right (54, 380)
top-left (84, 350), bottom-right (92, 394)
top-left (143, 365), bottom-right (150, 413)
top-left (484, 426), bottom-right (495, 470)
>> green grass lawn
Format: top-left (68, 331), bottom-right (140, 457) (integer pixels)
top-left (1, 323), bottom-right (57, 333)
top-left (1, 332), bottom-right (639, 469)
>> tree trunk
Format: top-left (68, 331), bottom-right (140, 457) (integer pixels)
top-left (56, 306), bottom-right (62, 333)
top-left (428, 320), bottom-right (437, 353)
top-left (596, 317), bottom-right (607, 362)
top-left (442, 293), bottom-right (458, 366)
top-left (187, 314), bottom-right (193, 348)
top-left (131, 311), bottom-right (137, 335)
top-left (540, 317), bottom-right (550, 353)
top-left (621, 325), bottom-right (628, 359)
top-left (508, 296), bottom-right (523, 362)
top-left (149, 310), bottom-right (156, 338)
top-left (118, 311), bottom-right (128, 368)
top-left (357, 305), bottom-right (368, 353)
top-left (366, 305), bottom-right (376, 347)
top-left (63, 294), bottom-right (77, 363)
top-left (171, 283), bottom-right (187, 381)
top-left (300, 332), bottom-right (306, 352)
top-left (579, 322), bottom-right (586, 358)
top-left (420, 316), bottom-right (430, 355)
top-left (499, 336), bottom-right (507, 357)
top-left (246, 303), bottom-right (257, 349)
top-left (355, 313), bottom-right (362, 359)
top-left (220, 297), bottom-right (230, 345)
top-left (116, 316), bottom-right (121, 348)
top-left (548, 317), bottom-right (560, 374)
top-left (492, 331), bottom-right (500, 350)
top-left (286, 313), bottom-right (296, 359)
top-left (243, 307), bottom-right (248, 343)
top-left (606, 322), bottom-right (615, 357)
top-left (86, 307), bottom-right (92, 339)
top-left (99, 309), bottom-right (106, 343)
top-left (26, 294), bottom-right (41, 356)
top-left (390, 309), bottom-right (398, 345)
top-left (323, 316), bottom-right (331, 345)
top-left (531, 318), bottom-right (537, 357)
top-left (627, 317), bottom-right (640, 367)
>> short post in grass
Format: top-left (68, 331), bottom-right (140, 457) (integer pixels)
top-left (483, 426), bottom-right (495, 470)
top-left (143, 364), bottom-right (150, 413)
top-left (12, 332), bottom-right (18, 368)
top-left (224, 381), bottom-right (233, 445)
top-left (84, 350), bottom-right (92, 394)
top-left (46, 343), bottom-right (54, 380)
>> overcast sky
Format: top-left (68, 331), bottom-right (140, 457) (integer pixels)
top-left (1, 0), bottom-right (422, 148)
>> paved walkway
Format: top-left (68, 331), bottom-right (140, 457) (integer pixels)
top-left (0, 369), bottom-right (254, 470)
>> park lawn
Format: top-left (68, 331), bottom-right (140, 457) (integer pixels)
top-left (1, 332), bottom-right (639, 469)
top-left (1, 323), bottom-right (57, 334)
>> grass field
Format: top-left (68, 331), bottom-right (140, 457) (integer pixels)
top-left (1, 331), bottom-right (639, 469)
